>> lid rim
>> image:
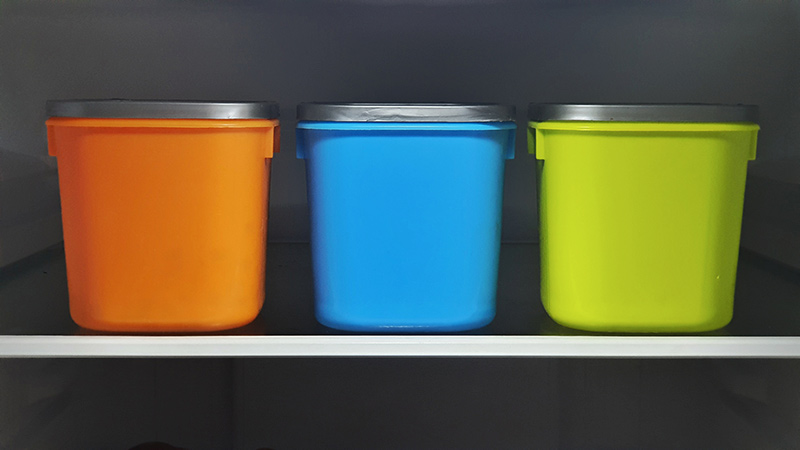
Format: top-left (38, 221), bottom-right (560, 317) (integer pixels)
top-left (46, 100), bottom-right (280, 119)
top-left (527, 103), bottom-right (759, 123)
top-left (297, 103), bottom-right (516, 122)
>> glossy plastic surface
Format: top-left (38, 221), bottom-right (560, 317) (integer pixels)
top-left (529, 121), bottom-right (759, 332)
top-left (298, 122), bottom-right (515, 331)
top-left (47, 117), bottom-right (278, 332)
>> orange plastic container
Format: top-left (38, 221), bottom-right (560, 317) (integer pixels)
top-left (46, 100), bottom-right (279, 332)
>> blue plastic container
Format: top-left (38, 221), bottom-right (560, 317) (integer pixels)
top-left (297, 103), bottom-right (516, 331)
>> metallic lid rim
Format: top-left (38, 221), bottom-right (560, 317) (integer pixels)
top-left (297, 103), bottom-right (516, 122)
top-left (527, 103), bottom-right (759, 123)
top-left (46, 100), bottom-right (280, 119)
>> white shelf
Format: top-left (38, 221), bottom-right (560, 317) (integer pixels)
top-left (1, 243), bottom-right (800, 358)
top-left (3, 335), bottom-right (800, 358)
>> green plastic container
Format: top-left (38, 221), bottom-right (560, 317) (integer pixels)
top-left (529, 104), bottom-right (759, 332)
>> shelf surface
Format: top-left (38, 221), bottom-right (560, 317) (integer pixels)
top-left (1, 243), bottom-right (800, 358)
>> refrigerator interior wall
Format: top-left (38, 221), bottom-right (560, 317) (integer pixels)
top-left (3, 358), bottom-right (800, 449)
top-left (0, 0), bottom-right (798, 265)
top-left (1, 1), bottom-right (800, 449)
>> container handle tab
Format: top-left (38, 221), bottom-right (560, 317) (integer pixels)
top-left (528, 126), bottom-right (545, 159)
top-left (505, 128), bottom-right (516, 160)
top-left (270, 125), bottom-right (280, 158)
top-left (46, 123), bottom-right (57, 157)
top-left (296, 130), bottom-right (306, 160)
top-left (748, 130), bottom-right (758, 161)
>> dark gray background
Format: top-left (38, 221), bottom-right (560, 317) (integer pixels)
top-left (1, 1), bottom-right (800, 449)
top-left (1, 0), bottom-right (798, 265)
top-left (3, 358), bottom-right (800, 449)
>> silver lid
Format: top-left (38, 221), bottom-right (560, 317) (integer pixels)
top-left (528, 104), bottom-right (758, 123)
top-left (46, 100), bottom-right (279, 119)
top-left (297, 103), bottom-right (515, 122)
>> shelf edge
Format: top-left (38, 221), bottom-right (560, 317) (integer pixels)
top-left (2, 335), bottom-right (800, 358)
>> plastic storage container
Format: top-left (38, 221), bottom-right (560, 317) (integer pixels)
top-left (529, 104), bottom-right (759, 332)
top-left (46, 100), bottom-right (279, 332)
top-left (297, 103), bottom-right (516, 331)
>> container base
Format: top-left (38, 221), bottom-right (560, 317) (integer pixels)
top-left (316, 312), bottom-right (496, 333)
top-left (543, 306), bottom-right (733, 334)
top-left (71, 309), bottom-right (263, 333)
